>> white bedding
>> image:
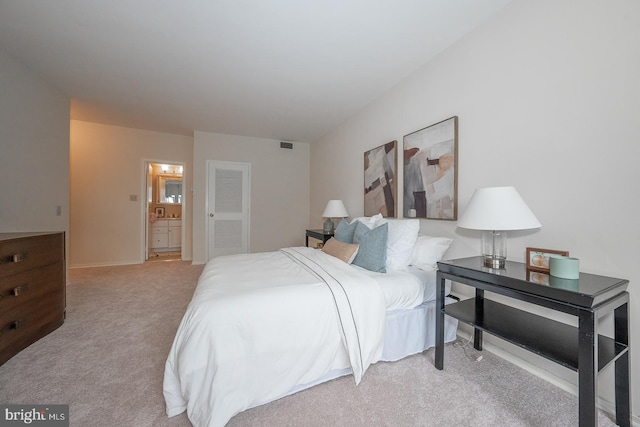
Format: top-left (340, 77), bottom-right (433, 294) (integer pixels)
top-left (355, 265), bottom-right (451, 311)
top-left (164, 247), bottom-right (387, 427)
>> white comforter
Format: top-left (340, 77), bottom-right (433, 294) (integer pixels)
top-left (163, 247), bottom-right (386, 427)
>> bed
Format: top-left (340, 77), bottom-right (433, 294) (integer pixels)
top-left (163, 216), bottom-right (458, 427)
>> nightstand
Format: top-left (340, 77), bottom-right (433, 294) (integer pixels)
top-left (305, 229), bottom-right (333, 247)
top-left (435, 257), bottom-right (630, 427)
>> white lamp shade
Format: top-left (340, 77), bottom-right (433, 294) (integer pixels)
top-left (322, 200), bottom-right (349, 218)
top-left (457, 186), bottom-right (541, 231)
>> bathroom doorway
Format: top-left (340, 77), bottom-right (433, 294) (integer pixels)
top-left (145, 161), bottom-right (185, 261)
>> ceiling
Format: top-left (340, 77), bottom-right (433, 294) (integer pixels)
top-left (0, 0), bottom-right (512, 142)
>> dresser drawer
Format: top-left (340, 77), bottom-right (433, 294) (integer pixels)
top-left (0, 287), bottom-right (65, 366)
top-left (0, 262), bottom-right (64, 314)
top-left (0, 278), bottom-right (64, 328)
top-left (0, 233), bottom-right (63, 278)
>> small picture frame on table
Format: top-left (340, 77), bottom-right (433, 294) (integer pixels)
top-left (526, 270), bottom-right (551, 285)
top-left (526, 247), bottom-right (569, 273)
top-left (154, 207), bottom-right (165, 218)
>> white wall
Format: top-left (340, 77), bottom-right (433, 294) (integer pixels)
top-left (192, 131), bottom-right (310, 264)
top-left (311, 0), bottom-right (640, 419)
top-left (0, 48), bottom-right (70, 246)
top-left (70, 121), bottom-right (193, 267)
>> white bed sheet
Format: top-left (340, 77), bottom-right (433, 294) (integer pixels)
top-left (406, 265), bottom-right (452, 303)
top-left (355, 265), bottom-right (452, 310)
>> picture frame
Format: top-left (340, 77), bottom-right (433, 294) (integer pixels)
top-left (154, 207), bottom-right (165, 218)
top-left (526, 247), bottom-right (569, 272)
top-left (526, 270), bottom-right (550, 285)
top-left (403, 116), bottom-right (458, 220)
top-left (364, 140), bottom-right (397, 217)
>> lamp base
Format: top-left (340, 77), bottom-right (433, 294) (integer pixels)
top-left (483, 255), bottom-right (506, 269)
top-left (323, 218), bottom-right (334, 233)
top-left (481, 230), bottom-right (507, 269)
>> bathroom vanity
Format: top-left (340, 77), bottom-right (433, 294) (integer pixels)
top-left (150, 219), bottom-right (182, 251)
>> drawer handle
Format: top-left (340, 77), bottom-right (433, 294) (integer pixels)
top-left (11, 253), bottom-right (25, 263)
top-left (10, 319), bottom-right (24, 330)
top-left (11, 285), bottom-right (25, 297)
top-left (0, 319), bottom-right (25, 337)
top-left (0, 285), bottom-right (25, 301)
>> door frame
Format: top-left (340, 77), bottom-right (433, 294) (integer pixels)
top-left (141, 159), bottom-right (187, 262)
top-left (205, 160), bottom-right (251, 261)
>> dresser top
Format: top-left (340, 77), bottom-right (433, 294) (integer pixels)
top-left (0, 232), bottom-right (63, 241)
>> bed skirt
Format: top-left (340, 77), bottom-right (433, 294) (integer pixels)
top-left (263, 297), bottom-right (458, 405)
top-left (381, 297), bottom-right (458, 361)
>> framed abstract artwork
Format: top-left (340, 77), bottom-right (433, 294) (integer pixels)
top-left (364, 140), bottom-right (397, 217)
top-left (403, 116), bottom-right (458, 220)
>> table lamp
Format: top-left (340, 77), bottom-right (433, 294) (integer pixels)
top-left (457, 186), bottom-right (541, 268)
top-left (322, 200), bottom-right (349, 233)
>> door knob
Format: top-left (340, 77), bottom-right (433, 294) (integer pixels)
top-left (209, 213), bottom-right (214, 217)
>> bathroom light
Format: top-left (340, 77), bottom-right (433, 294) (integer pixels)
top-left (457, 186), bottom-right (541, 268)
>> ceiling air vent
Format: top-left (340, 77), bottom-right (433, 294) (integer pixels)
top-left (280, 141), bottom-right (293, 149)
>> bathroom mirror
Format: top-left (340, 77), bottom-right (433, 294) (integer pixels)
top-left (158, 175), bottom-right (183, 204)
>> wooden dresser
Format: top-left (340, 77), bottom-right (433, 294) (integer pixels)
top-left (0, 232), bottom-right (65, 366)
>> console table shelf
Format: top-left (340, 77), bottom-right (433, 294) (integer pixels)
top-left (445, 298), bottom-right (627, 372)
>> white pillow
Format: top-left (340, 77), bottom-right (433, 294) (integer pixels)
top-left (410, 235), bottom-right (453, 271)
top-left (350, 213), bottom-right (382, 230)
top-left (375, 218), bottom-right (420, 270)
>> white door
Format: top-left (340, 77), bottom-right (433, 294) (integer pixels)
top-left (207, 161), bottom-right (250, 260)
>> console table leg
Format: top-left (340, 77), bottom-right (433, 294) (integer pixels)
top-left (474, 289), bottom-right (484, 351)
top-left (578, 309), bottom-right (597, 427)
top-left (614, 302), bottom-right (631, 427)
top-left (435, 272), bottom-right (445, 370)
top-left (615, 353), bottom-right (631, 427)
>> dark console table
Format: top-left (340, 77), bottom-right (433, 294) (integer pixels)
top-left (435, 257), bottom-right (630, 427)
top-left (305, 229), bottom-right (333, 247)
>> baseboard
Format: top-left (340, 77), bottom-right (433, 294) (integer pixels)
top-left (70, 257), bottom-right (194, 269)
top-left (70, 260), bottom-right (141, 269)
top-left (455, 330), bottom-right (640, 426)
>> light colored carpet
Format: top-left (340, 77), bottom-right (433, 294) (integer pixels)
top-left (0, 261), bottom-right (618, 426)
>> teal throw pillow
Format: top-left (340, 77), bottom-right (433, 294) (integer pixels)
top-left (352, 222), bottom-right (388, 273)
top-left (334, 219), bottom-right (358, 244)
